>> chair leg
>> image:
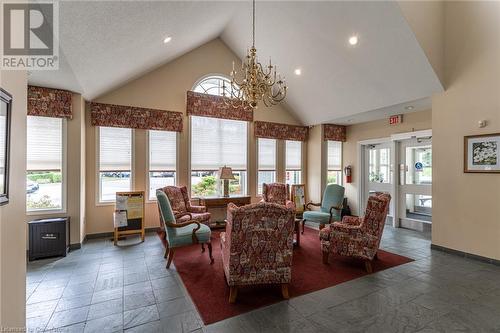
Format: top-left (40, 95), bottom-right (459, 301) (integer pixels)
top-left (374, 252), bottom-right (378, 260)
top-left (229, 286), bottom-right (238, 303)
top-left (364, 260), bottom-right (373, 273)
top-left (208, 243), bottom-right (214, 264)
top-left (322, 251), bottom-right (329, 264)
top-left (163, 242), bottom-right (169, 259)
top-left (281, 284), bottom-right (290, 299)
top-left (201, 243), bottom-right (205, 253)
top-left (301, 220), bottom-right (305, 234)
top-left (166, 249), bottom-right (175, 269)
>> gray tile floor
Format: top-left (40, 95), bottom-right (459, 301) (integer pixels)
top-left (26, 226), bottom-right (500, 332)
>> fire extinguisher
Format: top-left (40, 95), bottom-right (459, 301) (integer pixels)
top-left (344, 165), bottom-right (352, 183)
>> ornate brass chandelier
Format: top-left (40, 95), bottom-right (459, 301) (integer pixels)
top-left (223, 0), bottom-right (287, 109)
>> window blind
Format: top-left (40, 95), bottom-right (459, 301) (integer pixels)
top-left (286, 140), bottom-right (302, 170)
top-left (327, 141), bottom-right (342, 170)
top-left (258, 138), bottom-right (276, 170)
top-left (27, 116), bottom-right (62, 170)
top-left (149, 130), bottom-right (176, 171)
top-left (191, 116), bottom-right (247, 170)
top-left (99, 127), bottom-right (132, 171)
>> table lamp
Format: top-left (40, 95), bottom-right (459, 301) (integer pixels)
top-left (219, 166), bottom-right (235, 197)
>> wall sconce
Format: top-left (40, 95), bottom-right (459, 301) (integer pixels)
top-left (478, 120), bottom-right (487, 128)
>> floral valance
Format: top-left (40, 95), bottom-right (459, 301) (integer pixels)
top-left (254, 121), bottom-right (308, 142)
top-left (323, 124), bottom-right (346, 142)
top-left (186, 91), bottom-right (253, 122)
top-left (28, 85), bottom-right (73, 119)
top-left (90, 102), bottom-right (183, 132)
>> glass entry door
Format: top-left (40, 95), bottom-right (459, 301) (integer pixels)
top-left (398, 138), bottom-right (432, 224)
top-left (363, 143), bottom-right (393, 222)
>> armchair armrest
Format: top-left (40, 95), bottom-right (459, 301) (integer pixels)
top-left (164, 218), bottom-right (201, 243)
top-left (329, 204), bottom-right (343, 217)
top-left (285, 200), bottom-right (296, 211)
top-left (174, 211), bottom-right (192, 220)
top-left (305, 201), bottom-right (321, 210)
top-left (341, 216), bottom-right (362, 226)
top-left (189, 205), bottom-right (207, 213)
top-left (331, 221), bottom-right (361, 238)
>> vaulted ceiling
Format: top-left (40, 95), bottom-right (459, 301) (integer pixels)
top-left (29, 1), bottom-right (443, 125)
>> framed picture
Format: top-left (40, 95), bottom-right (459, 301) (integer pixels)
top-left (291, 184), bottom-right (306, 213)
top-left (0, 89), bottom-right (12, 205)
top-left (464, 133), bottom-right (500, 173)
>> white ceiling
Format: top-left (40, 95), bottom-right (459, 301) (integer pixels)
top-left (29, 1), bottom-right (443, 126)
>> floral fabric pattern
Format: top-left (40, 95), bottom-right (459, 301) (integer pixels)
top-left (90, 102), bottom-right (183, 132)
top-left (262, 183), bottom-right (293, 208)
top-left (28, 86), bottom-right (73, 119)
top-left (320, 193), bottom-right (391, 260)
top-left (158, 186), bottom-right (210, 225)
top-left (254, 121), bottom-right (308, 142)
top-left (186, 91), bottom-right (253, 122)
top-left (323, 124), bottom-right (346, 142)
top-left (221, 202), bottom-right (295, 286)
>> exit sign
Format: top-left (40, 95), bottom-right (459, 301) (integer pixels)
top-left (389, 114), bottom-right (403, 125)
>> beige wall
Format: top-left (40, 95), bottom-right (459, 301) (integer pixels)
top-left (306, 125), bottom-right (325, 204)
top-left (0, 70), bottom-right (27, 328)
top-left (25, 94), bottom-right (86, 247)
top-left (343, 109), bottom-right (432, 215)
top-left (432, 1), bottom-right (500, 260)
top-left (86, 38), bottom-right (301, 235)
top-left (398, 1), bottom-right (445, 85)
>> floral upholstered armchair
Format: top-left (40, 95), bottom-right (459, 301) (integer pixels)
top-left (221, 201), bottom-right (296, 303)
top-left (319, 193), bottom-right (391, 273)
top-left (261, 183), bottom-right (295, 209)
top-left (158, 186), bottom-right (211, 225)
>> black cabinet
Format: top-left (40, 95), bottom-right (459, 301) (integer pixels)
top-left (28, 217), bottom-right (70, 261)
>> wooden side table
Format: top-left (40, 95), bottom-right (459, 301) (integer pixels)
top-left (199, 196), bottom-right (251, 229)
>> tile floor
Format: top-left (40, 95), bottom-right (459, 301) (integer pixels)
top-left (26, 226), bottom-right (500, 332)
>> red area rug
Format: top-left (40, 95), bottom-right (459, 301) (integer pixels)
top-left (157, 227), bottom-right (413, 325)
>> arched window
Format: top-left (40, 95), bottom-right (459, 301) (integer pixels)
top-left (192, 75), bottom-right (237, 97)
top-left (190, 75), bottom-right (247, 197)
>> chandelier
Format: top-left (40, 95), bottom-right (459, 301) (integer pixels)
top-left (223, 0), bottom-right (287, 109)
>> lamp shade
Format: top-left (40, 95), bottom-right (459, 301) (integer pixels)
top-left (219, 166), bottom-right (235, 180)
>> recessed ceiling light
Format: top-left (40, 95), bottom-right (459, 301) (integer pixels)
top-left (348, 35), bottom-right (359, 46)
top-left (163, 36), bottom-right (172, 44)
top-left (405, 105), bottom-right (414, 110)
top-left (294, 68), bottom-right (302, 76)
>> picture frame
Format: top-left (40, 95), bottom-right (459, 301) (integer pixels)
top-left (464, 133), bottom-right (500, 173)
top-left (0, 89), bottom-right (12, 205)
top-left (291, 184), bottom-right (306, 213)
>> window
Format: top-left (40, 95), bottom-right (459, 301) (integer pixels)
top-left (327, 141), bottom-right (342, 185)
top-left (27, 116), bottom-right (64, 212)
top-left (369, 147), bottom-right (390, 183)
top-left (193, 75), bottom-right (234, 96)
top-left (190, 116), bottom-right (247, 197)
top-left (257, 138), bottom-right (276, 194)
top-left (285, 140), bottom-right (302, 186)
top-left (148, 130), bottom-right (176, 200)
top-left (98, 127), bottom-right (132, 202)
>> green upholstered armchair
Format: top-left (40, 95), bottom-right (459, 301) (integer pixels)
top-left (156, 190), bottom-right (214, 269)
top-left (302, 184), bottom-right (345, 233)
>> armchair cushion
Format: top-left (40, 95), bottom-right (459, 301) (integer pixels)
top-left (170, 223), bottom-right (211, 248)
top-left (303, 210), bottom-right (332, 224)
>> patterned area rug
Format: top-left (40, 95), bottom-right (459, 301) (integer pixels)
top-left (157, 227), bottom-right (413, 324)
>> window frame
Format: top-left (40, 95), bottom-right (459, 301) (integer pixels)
top-left (146, 130), bottom-right (179, 202)
top-left (256, 137), bottom-right (278, 196)
top-left (285, 140), bottom-right (303, 186)
top-left (327, 140), bottom-right (343, 186)
top-left (26, 117), bottom-right (67, 215)
top-left (95, 126), bottom-right (135, 206)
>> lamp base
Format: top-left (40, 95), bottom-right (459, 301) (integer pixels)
top-left (223, 180), bottom-right (230, 197)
